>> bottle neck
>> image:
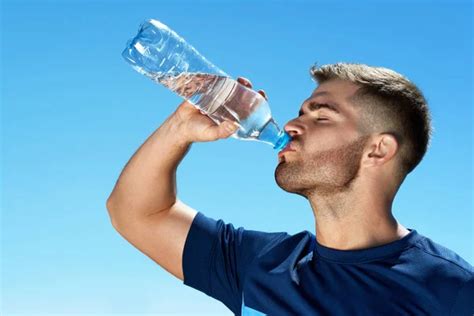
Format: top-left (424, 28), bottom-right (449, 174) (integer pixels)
top-left (258, 119), bottom-right (291, 150)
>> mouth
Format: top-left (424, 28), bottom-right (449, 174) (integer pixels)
top-left (278, 142), bottom-right (296, 157)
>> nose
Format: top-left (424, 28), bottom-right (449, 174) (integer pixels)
top-left (284, 118), bottom-right (304, 137)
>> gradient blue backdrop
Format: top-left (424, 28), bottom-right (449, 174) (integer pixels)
top-left (2, 0), bottom-right (473, 315)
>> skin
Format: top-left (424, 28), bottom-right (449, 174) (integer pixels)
top-left (107, 76), bottom-right (412, 282)
top-left (274, 79), bottom-right (410, 250)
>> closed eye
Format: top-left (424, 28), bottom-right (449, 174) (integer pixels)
top-left (299, 102), bottom-right (339, 118)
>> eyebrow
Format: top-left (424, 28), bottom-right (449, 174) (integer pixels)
top-left (298, 92), bottom-right (341, 116)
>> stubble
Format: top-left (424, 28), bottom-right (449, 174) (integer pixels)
top-left (275, 135), bottom-right (370, 198)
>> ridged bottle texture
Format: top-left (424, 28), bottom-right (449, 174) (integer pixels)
top-left (122, 19), bottom-right (291, 150)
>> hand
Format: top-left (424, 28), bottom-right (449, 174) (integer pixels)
top-left (170, 76), bottom-right (268, 143)
top-left (237, 77), bottom-right (268, 101)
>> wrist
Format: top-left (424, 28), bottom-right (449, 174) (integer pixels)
top-left (163, 113), bottom-right (193, 146)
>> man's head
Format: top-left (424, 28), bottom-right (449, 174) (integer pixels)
top-left (275, 63), bottom-right (433, 199)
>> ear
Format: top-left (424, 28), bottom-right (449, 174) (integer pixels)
top-left (361, 133), bottom-right (398, 168)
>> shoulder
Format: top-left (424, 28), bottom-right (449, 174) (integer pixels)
top-left (410, 232), bottom-right (473, 283)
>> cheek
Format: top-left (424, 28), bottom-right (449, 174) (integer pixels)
top-left (304, 130), bottom-right (345, 152)
top-left (305, 124), bottom-right (359, 151)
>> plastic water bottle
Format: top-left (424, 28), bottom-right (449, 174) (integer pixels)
top-left (122, 19), bottom-right (291, 150)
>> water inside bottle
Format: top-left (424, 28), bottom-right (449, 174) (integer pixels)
top-left (122, 19), bottom-right (291, 149)
top-left (154, 72), bottom-right (276, 142)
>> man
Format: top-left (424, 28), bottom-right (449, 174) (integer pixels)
top-left (106, 63), bottom-right (473, 315)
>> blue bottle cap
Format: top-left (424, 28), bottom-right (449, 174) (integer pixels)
top-left (274, 131), bottom-right (291, 151)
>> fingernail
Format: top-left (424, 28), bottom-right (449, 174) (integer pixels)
top-left (227, 121), bottom-right (238, 130)
top-left (224, 121), bottom-right (234, 130)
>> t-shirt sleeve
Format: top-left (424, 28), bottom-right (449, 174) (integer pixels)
top-left (182, 211), bottom-right (289, 314)
top-left (450, 275), bottom-right (474, 316)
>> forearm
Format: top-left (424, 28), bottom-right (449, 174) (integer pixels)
top-left (106, 113), bottom-right (191, 224)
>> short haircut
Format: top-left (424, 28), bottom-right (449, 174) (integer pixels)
top-left (310, 63), bottom-right (433, 177)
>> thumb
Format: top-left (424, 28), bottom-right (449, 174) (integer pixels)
top-left (213, 120), bottom-right (239, 139)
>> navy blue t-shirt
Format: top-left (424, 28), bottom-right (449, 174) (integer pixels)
top-left (182, 212), bottom-right (474, 315)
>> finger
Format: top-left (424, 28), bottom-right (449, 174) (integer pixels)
top-left (237, 77), bottom-right (253, 89)
top-left (219, 120), bottom-right (239, 139)
top-left (258, 89), bottom-right (268, 100)
top-left (176, 100), bottom-right (197, 112)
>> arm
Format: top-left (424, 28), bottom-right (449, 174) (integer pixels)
top-left (106, 107), bottom-right (192, 225)
top-left (106, 100), bottom-right (239, 280)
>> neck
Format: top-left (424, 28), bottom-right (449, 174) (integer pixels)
top-left (308, 187), bottom-right (409, 250)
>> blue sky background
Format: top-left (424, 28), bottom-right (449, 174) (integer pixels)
top-left (1, 0), bottom-right (472, 315)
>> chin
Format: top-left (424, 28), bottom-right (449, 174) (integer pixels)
top-left (274, 163), bottom-right (307, 197)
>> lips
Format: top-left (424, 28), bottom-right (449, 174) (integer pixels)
top-left (278, 142), bottom-right (296, 156)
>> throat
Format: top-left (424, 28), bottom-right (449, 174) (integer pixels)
top-left (315, 213), bottom-right (408, 251)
